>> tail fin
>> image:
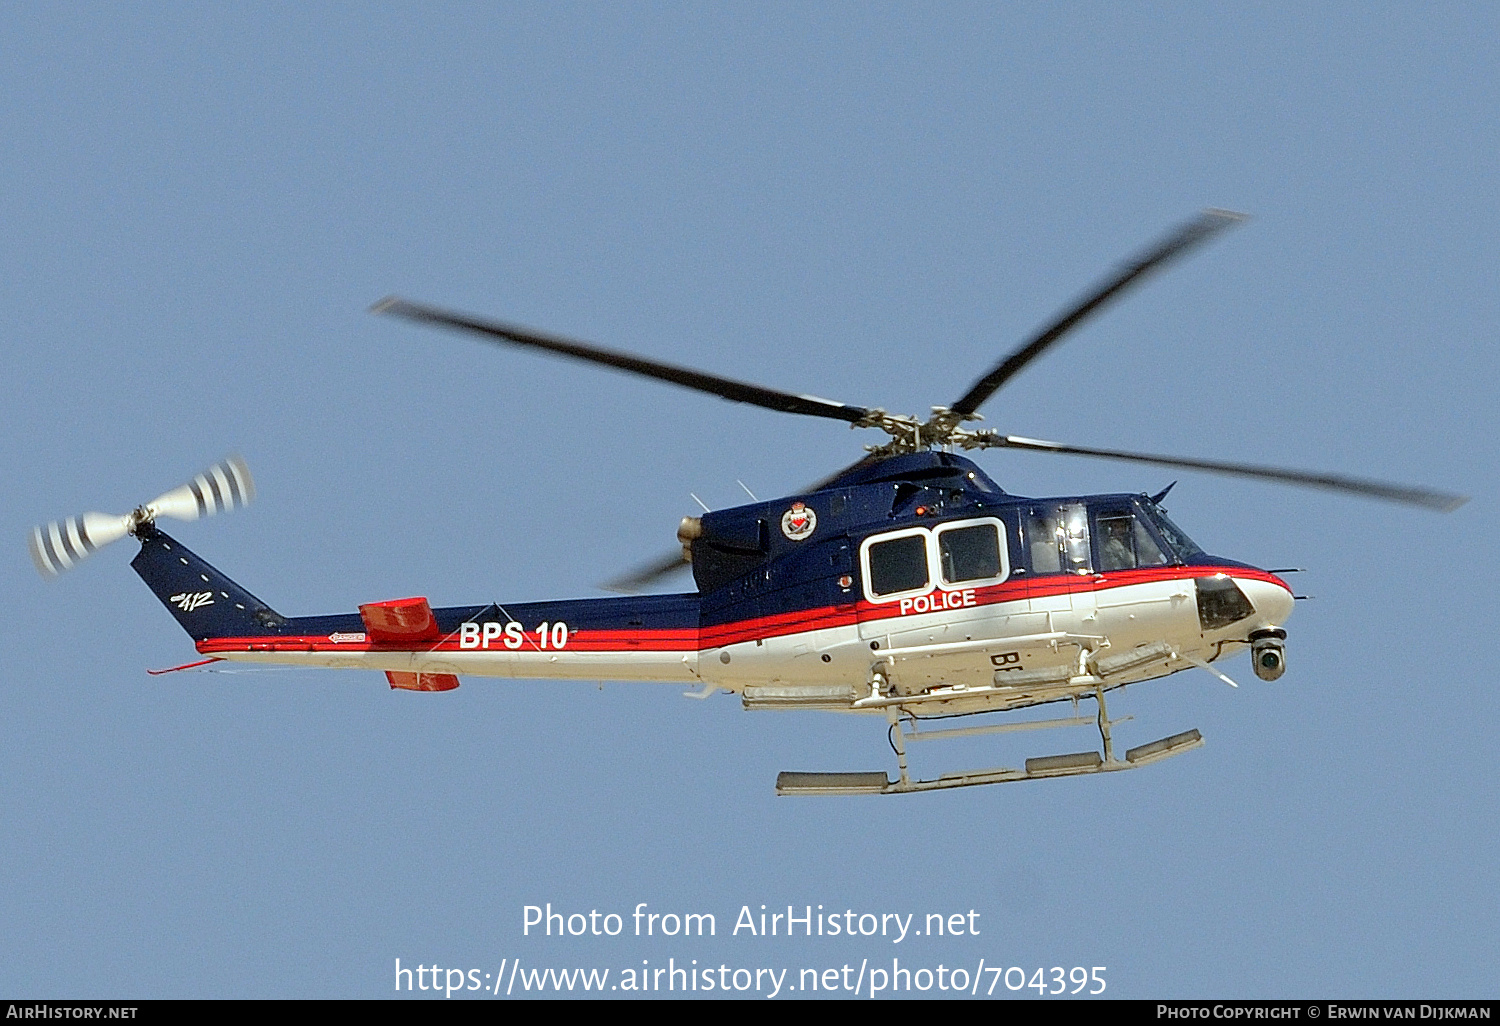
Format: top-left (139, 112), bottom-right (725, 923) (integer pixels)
top-left (130, 525), bottom-right (286, 641)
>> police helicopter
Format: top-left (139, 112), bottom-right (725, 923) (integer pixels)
top-left (28, 210), bottom-right (1467, 795)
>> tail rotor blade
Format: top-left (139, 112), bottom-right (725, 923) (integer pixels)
top-left (29, 512), bottom-right (133, 577)
top-left (146, 456), bottom-right (256, 523)
top-left (601, 549), bottom-right (692, 594)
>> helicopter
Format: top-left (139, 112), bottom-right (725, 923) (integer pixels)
top-left (28, 210), bottom-right (1467, 795)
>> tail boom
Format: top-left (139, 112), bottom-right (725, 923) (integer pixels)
top-left (133, 527), bottom-right (703, 684)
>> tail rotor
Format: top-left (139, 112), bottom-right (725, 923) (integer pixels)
top-left (139, 455), bottom-right (255, 524)
top-left (29, 456), bottom-right (255, 577)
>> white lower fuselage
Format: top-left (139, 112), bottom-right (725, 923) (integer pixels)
top-left (202, 568), bottom-right (1294, 716)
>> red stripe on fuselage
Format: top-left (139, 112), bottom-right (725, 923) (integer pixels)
top-left (195, 565), bottom-right (1289, 657)
top-left (195, 630), bottom-right (700, 656)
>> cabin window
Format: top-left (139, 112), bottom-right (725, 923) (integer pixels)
top-left (866, 533), bottom-right (929, 597)
top-left (937, 522), bottom-right (1003, 584)
top-left (861, 518), bottom-right (1011, 602)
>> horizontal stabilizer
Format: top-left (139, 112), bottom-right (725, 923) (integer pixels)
top-left (386, 671), bottom-right (459, 692)
top-left (359, 597), bottom-right (441, 644)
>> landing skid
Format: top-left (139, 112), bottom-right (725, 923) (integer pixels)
top-left (776, 685), bottom-right (1203, 795)
top-left (776, 728), bottom-right (1202, 795)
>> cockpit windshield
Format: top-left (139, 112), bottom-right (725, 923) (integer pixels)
top-left (1137, 500), bottom-right (1205, 563)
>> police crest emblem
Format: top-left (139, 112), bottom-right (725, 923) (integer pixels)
top-left (781, 502), bottom-right (816, 541)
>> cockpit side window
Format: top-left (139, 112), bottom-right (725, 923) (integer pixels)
top-left (1095, 508), bottom-right (1170, 571)
top-left (1132, 517), bottom-right (1168, 566)
top-left (1137, 500), bottom-right (1204, 563)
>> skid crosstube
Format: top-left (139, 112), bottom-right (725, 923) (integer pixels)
top-left (776, 728), bottom-right (1202, 795)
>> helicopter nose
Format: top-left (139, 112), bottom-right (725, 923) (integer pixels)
top-left (1237, 576), bottom-right (1295, 626)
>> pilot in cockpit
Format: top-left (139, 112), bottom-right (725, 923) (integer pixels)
top-left (1097, 513), bottom-right (1136, 572)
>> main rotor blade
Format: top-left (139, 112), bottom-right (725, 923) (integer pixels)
top-left (951, 209), bottom-right (1246, 417)
top-left (975, 434), bottom-right (1468, 511)
top-left (373, 297), bottom-right (870, 424)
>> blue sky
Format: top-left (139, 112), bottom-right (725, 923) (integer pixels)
top-left (2, 4), bottom-right (1495, 998)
